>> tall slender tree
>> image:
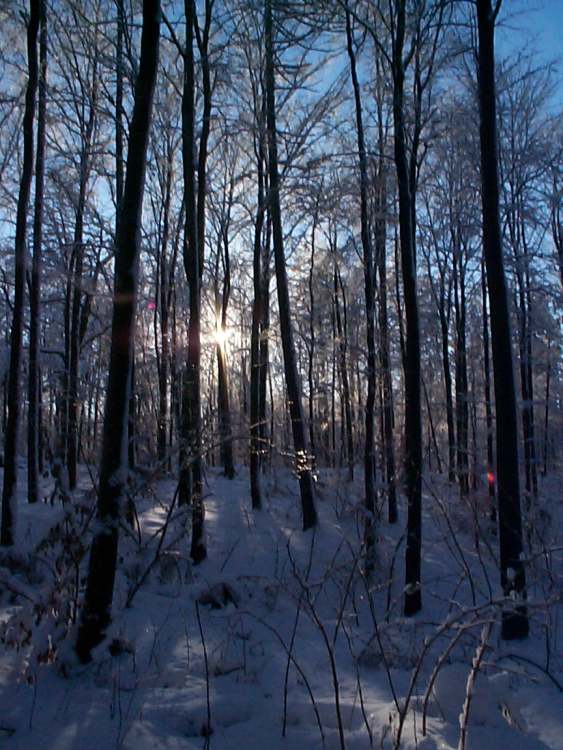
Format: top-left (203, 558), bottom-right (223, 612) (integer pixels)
top-left (264, 0), bottom-right (317, 530)
top-left (393, 9), bottom-right (423, 612)
top-left (54, 4), bottom-right (101, 491)
top-left (154, 132), bottom-right (177, 467)
top-left (212, 159), bottom-right (236, 479)
top-left (179, 0), bottom-right (207, 562)
top-left (481, 259), bottom-right (496, 518)
top-left (75, 0), bottom-right (160, 661)
top-left (27, 0), bottom-right (47, 505)
top-left (373, 72), bottom-right (397, 522)
top-left (330, 226), bottom-right (354, 483)
top-left (344, 3), bottom-right (377, 568)
top-left (250, 84), bottom-right (267, 511)
top-left (476, 0), bottom-right (528, 639)
top-left (1, 0), bottom-right (40, 546)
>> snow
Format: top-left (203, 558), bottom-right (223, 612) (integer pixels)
top-left (0, 466), bottom-right (562, 749)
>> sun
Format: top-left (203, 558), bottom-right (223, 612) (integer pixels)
top-left (214, 324), bottom-right (230, 350)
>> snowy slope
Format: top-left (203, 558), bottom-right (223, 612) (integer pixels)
top-left (0, 466), bottom-right (561, 749)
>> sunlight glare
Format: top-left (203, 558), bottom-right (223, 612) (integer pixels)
top-left (214, 324), bottom-right (230, 349)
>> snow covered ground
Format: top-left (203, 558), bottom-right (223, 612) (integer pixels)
top-left (0, 465), bottom-right (561, 749)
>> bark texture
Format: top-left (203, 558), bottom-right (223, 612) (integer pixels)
top-left (75, 0), bottom-right (160, 661)
top-left (264, 0), bottom-right (317, 530)
top-left (1, 0), bottom-right (40, 546)
top-left (476, 0), bottom-right (528, 640)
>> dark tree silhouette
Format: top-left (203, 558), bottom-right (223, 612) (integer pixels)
top-left (345, 5), bottom-right (377, 569)
top-left (75, 0), bottom-right (160, 661)
top-left (1, 0), bottom-right (40, 546)
top-left (476, 0), bottom-right (528, 640)
top-left (391, 0), bottom-right (423, 616)
top-left (264, 0), bottom-right (317, 530)
top-left (27, 0), bottom-right (47, 505)
top-left (250, 89), bottom-right (267, 511)
top-left (179, 0), bottom-right (208, 563)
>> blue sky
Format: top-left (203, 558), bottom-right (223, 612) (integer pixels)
top-left (497, 0), bottom-right (563, 66)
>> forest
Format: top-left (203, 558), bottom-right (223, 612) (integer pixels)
top-left (0, 0), bottom-right (562, 748)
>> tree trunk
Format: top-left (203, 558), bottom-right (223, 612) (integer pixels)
top-left (217, 195), bottom-right (235, 479)
top-left (345, 6), bottom-right (377, 567)
top-left (519, 214), bottom-right (538, 502)
top-left (250, 122), bottom-right (266, 509)
top-left (551, 168), bottom-right (562, 290)
top-left (476, 0), bottom-right (528, 640)
top-left (68, 68), bottom-right (98, 490)
top-left (333, 251), bottom-right (354, 482)
top-left (308, 205), bottom-right (319, 466)
top-left (156, 148), bottom-right (173, 465)
top-left (75, 0), bottom-right (159, 661)
top-left (265, 0), bottom-right (317, 530)
top-left (543, 338), bottom-right (551, 476)
top-left (394, 227), bottom-right (406, 375)
top-left (216, 343), bottom-right (234, 477)
top-left (481, 260), bottom-right (496, 519)
top-left (128, 355), bottom-right (136, 470)
top-left (453, 247), bottom-right (469, 496)
top-left (392, 1), bottom-right (423, 616)
top-left (27, 0), bottom-right (47, 505)
top-left (439, 293), bottom-right (456, 484)
top-left (423, 376), bottom-right (442, 475)
top-left (180, 0), bottom-right (206, 563)
top-left (259, 217), bottom-right (271, 467)
top-left (375, 174), bottom-right (397, 522)
top-left (115, 0), bottom-right (124, 213)
top-left (1, 0), bottom-right (39, 546)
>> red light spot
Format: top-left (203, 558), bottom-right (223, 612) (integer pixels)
top-left (147, 300), bottom-right (156, 311)
top-left (487, 471), bottom-right (495, 485)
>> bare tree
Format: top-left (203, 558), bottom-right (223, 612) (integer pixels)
top-left (75, 0), bottom-right (160, 661)
top-left (476, 0), bottom-right (528, 640)
top-left (179, 0), bottom-right (213, 562)
top-left (344, 3), bottom-right (377, 568)
top-left (210, 148), bottom-right (236, 479)
top-left (1, 0), bottom-right (40, 546)
top-left (27, 0), bottom-right (47, 505)
top-left (264, 0), bottom-right (317, 530)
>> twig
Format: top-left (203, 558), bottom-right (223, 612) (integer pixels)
top-left (341, 618), bottom-right (373, 746)
top-left (458, 621), bottom-right (492, 750)
top-left (0, 570), bottom-right (38, 604)
top-left (498, 653), bottom-right (563, 692)
top-left (283, 593), bottom-right (304, 738)
top-left (250, 612), bottom-right (325, 746)
top-left (196, 601), bottom-right (212, 747)
top-left (220, 538), bottom-right (240, 573)
top-left (288, 548), bottom-right (347, 750)
top-left (422, 620), bottom-right (484, 735)
top-left (125, 481), bottom-right (181, 608)
top-left (386, 533), bottom-right (405, 621)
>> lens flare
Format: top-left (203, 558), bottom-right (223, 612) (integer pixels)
top-left (214, 325), bottom-right (230, 349)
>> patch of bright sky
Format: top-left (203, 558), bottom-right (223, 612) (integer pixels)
top-left (497, 0), bottom-right (562, 79)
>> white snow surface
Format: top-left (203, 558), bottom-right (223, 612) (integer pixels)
top-left (0, 465), bottom-right (561, 749)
